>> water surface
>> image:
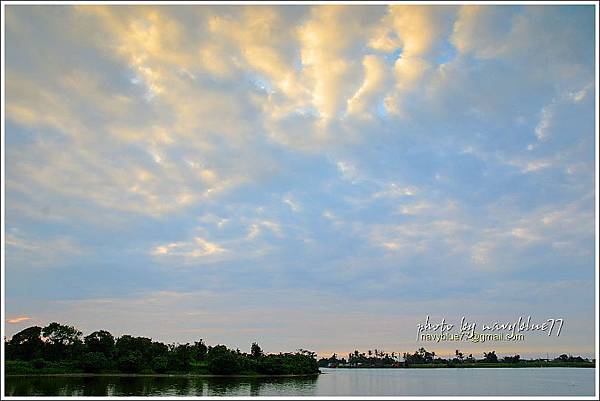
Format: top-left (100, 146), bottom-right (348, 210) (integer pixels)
top-left (5, 368), bottom-right (595, 396)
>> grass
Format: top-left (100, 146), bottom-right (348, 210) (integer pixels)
top-left (5, 360), bottom-right (84, 375)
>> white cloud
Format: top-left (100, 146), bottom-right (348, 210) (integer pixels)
top-left (5, 230), bottom-right (85, 268)
top-left (152, 237), bottom-right (226, 261)
top-left (283, 196), bottom-right (301, 212)
top-left (534, 103), bottom-right (554, 141)
top-left (346, 55), bottom-right (390, 118)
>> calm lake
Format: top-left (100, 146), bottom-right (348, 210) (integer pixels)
top-left (5, 368), bottom-right (596, 396)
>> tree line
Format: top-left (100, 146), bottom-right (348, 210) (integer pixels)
top-left (5, 323), bottom-right (319, 375)
top-left (318, 347), bottom-right (593, 368)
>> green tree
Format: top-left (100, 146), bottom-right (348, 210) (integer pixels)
top-left (193, 340), bottom-right (208, 360)
top-left (256, 355), bottom-right (286, 375)
top-left (118, 350), bottom-right (144, 373)
top-left (483, 351), bottom-right (498, 363)
top-left (42, 322), bottom-right (83, 360)
top-left (167, 343), bottom-right (193, 372)
top-left (115, 335), bottom-right (155, 361)
top-left (8, 326), bottom-right (44, 360)
top-left (152, 356), bottom-right (169, 373)
top-left (80, 352), bottom-right (109, 373)
top-left (208, 352), bottom-right (242, 375)
top-left (503, 354), bottom-right (520, 363)
top-left (84, 330), bottom-right (115, 358)
top-left (251, 342), bottom-right (263, 358)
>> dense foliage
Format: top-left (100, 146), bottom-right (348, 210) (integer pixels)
top-left (5, 323), bottom-right (319, 375)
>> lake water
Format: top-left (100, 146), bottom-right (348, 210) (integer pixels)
top-left (5, 368), bottom-right (596, 396)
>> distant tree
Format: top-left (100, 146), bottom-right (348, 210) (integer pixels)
top-left (115, 335), bottom-right (155, 362)
top-left (8, 326), bottom-right (44, 361)
top-left (297, 349), bottom-right (317, 359)
top-left (554, 354), bottom-right (585, 363)
top-left (403, 348), bottom-right (434, 364)
top-left (419, 347), bottom-right (434, 363)
top-left (42, 322), bottom-right (83, 360)
top-left (207, 344), bottom-right (229, 358)
top-left (503, 354), bottom-right (520, 363)
top-left (32, 358), bottom-right (46, 369)
top-left (483, 351), bottom-right (498, 363)
top-left (80, 352), bottom-right (109, 373)
top-left (193, 340), bottom-right (208, 360)
top-left (118, 350), bottom-right (144, 373)
top-left (152, 356), bottom-right (169, 373)
top-left (84, 330), bottom-right (115, 358)
top-left (251, 342), bottom-right (263, 358)
top-left (256, 355), bottom-right (288, 375)
top-left (208, 351), bottom-right (242, 374)
top-left (167, 343), bottom-right (193, 372)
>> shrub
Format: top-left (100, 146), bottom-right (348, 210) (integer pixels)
top-left (32, 358), bottom-right (46, 369)
top-left (167, 344), bottom-right (193, 372)
top-left (152, 356), bottom-right (168, 373)
top-left (257, 355), bottom-right (287, 375)
top-left (80, 352), bottom-right (109, 373)
top-left (207, 352), bottom-right (242, 375)
top-left (118, 351), bottom-right (144, 373)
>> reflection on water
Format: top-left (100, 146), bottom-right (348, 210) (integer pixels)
top-left (5, 375), bottom-right (319, 397)
top-left (5, 368), bottom-right (596, 396)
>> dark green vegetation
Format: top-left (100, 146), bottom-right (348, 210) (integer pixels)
top-left (5, 323), bottom-right (319, 376)
top-left (318, 347), bottom-right (595, 368)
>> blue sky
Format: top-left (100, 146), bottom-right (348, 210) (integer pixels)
top-left (4, 5), bottom-right (596, 358)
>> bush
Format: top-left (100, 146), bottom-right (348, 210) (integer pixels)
top-left (207, 352), bottom-right (242, 375)
top-left (80, 352), bottom-right (109, 373)
top-left (32, 358), bottom-right (46, 369)
top-left (152, 356), bottom-right (168, 373)
top-left (257, 355), bottom-right (286, 375)
top-left (167, 344), bottom-right (193, 372)
top-left (239, 357), bottom-right (258, 372)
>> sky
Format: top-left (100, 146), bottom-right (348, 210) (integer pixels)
top-left (3, 4), bottom-right (597, 359)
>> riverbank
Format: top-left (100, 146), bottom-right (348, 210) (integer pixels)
top-left (330, 361), bottom-right (595, 369)
top-left (4, 360), bottom-right (321, 377)
top-left (5, 372), bottom-right (321, 378)
top-left (7, 359), bottom-right (594, 377)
